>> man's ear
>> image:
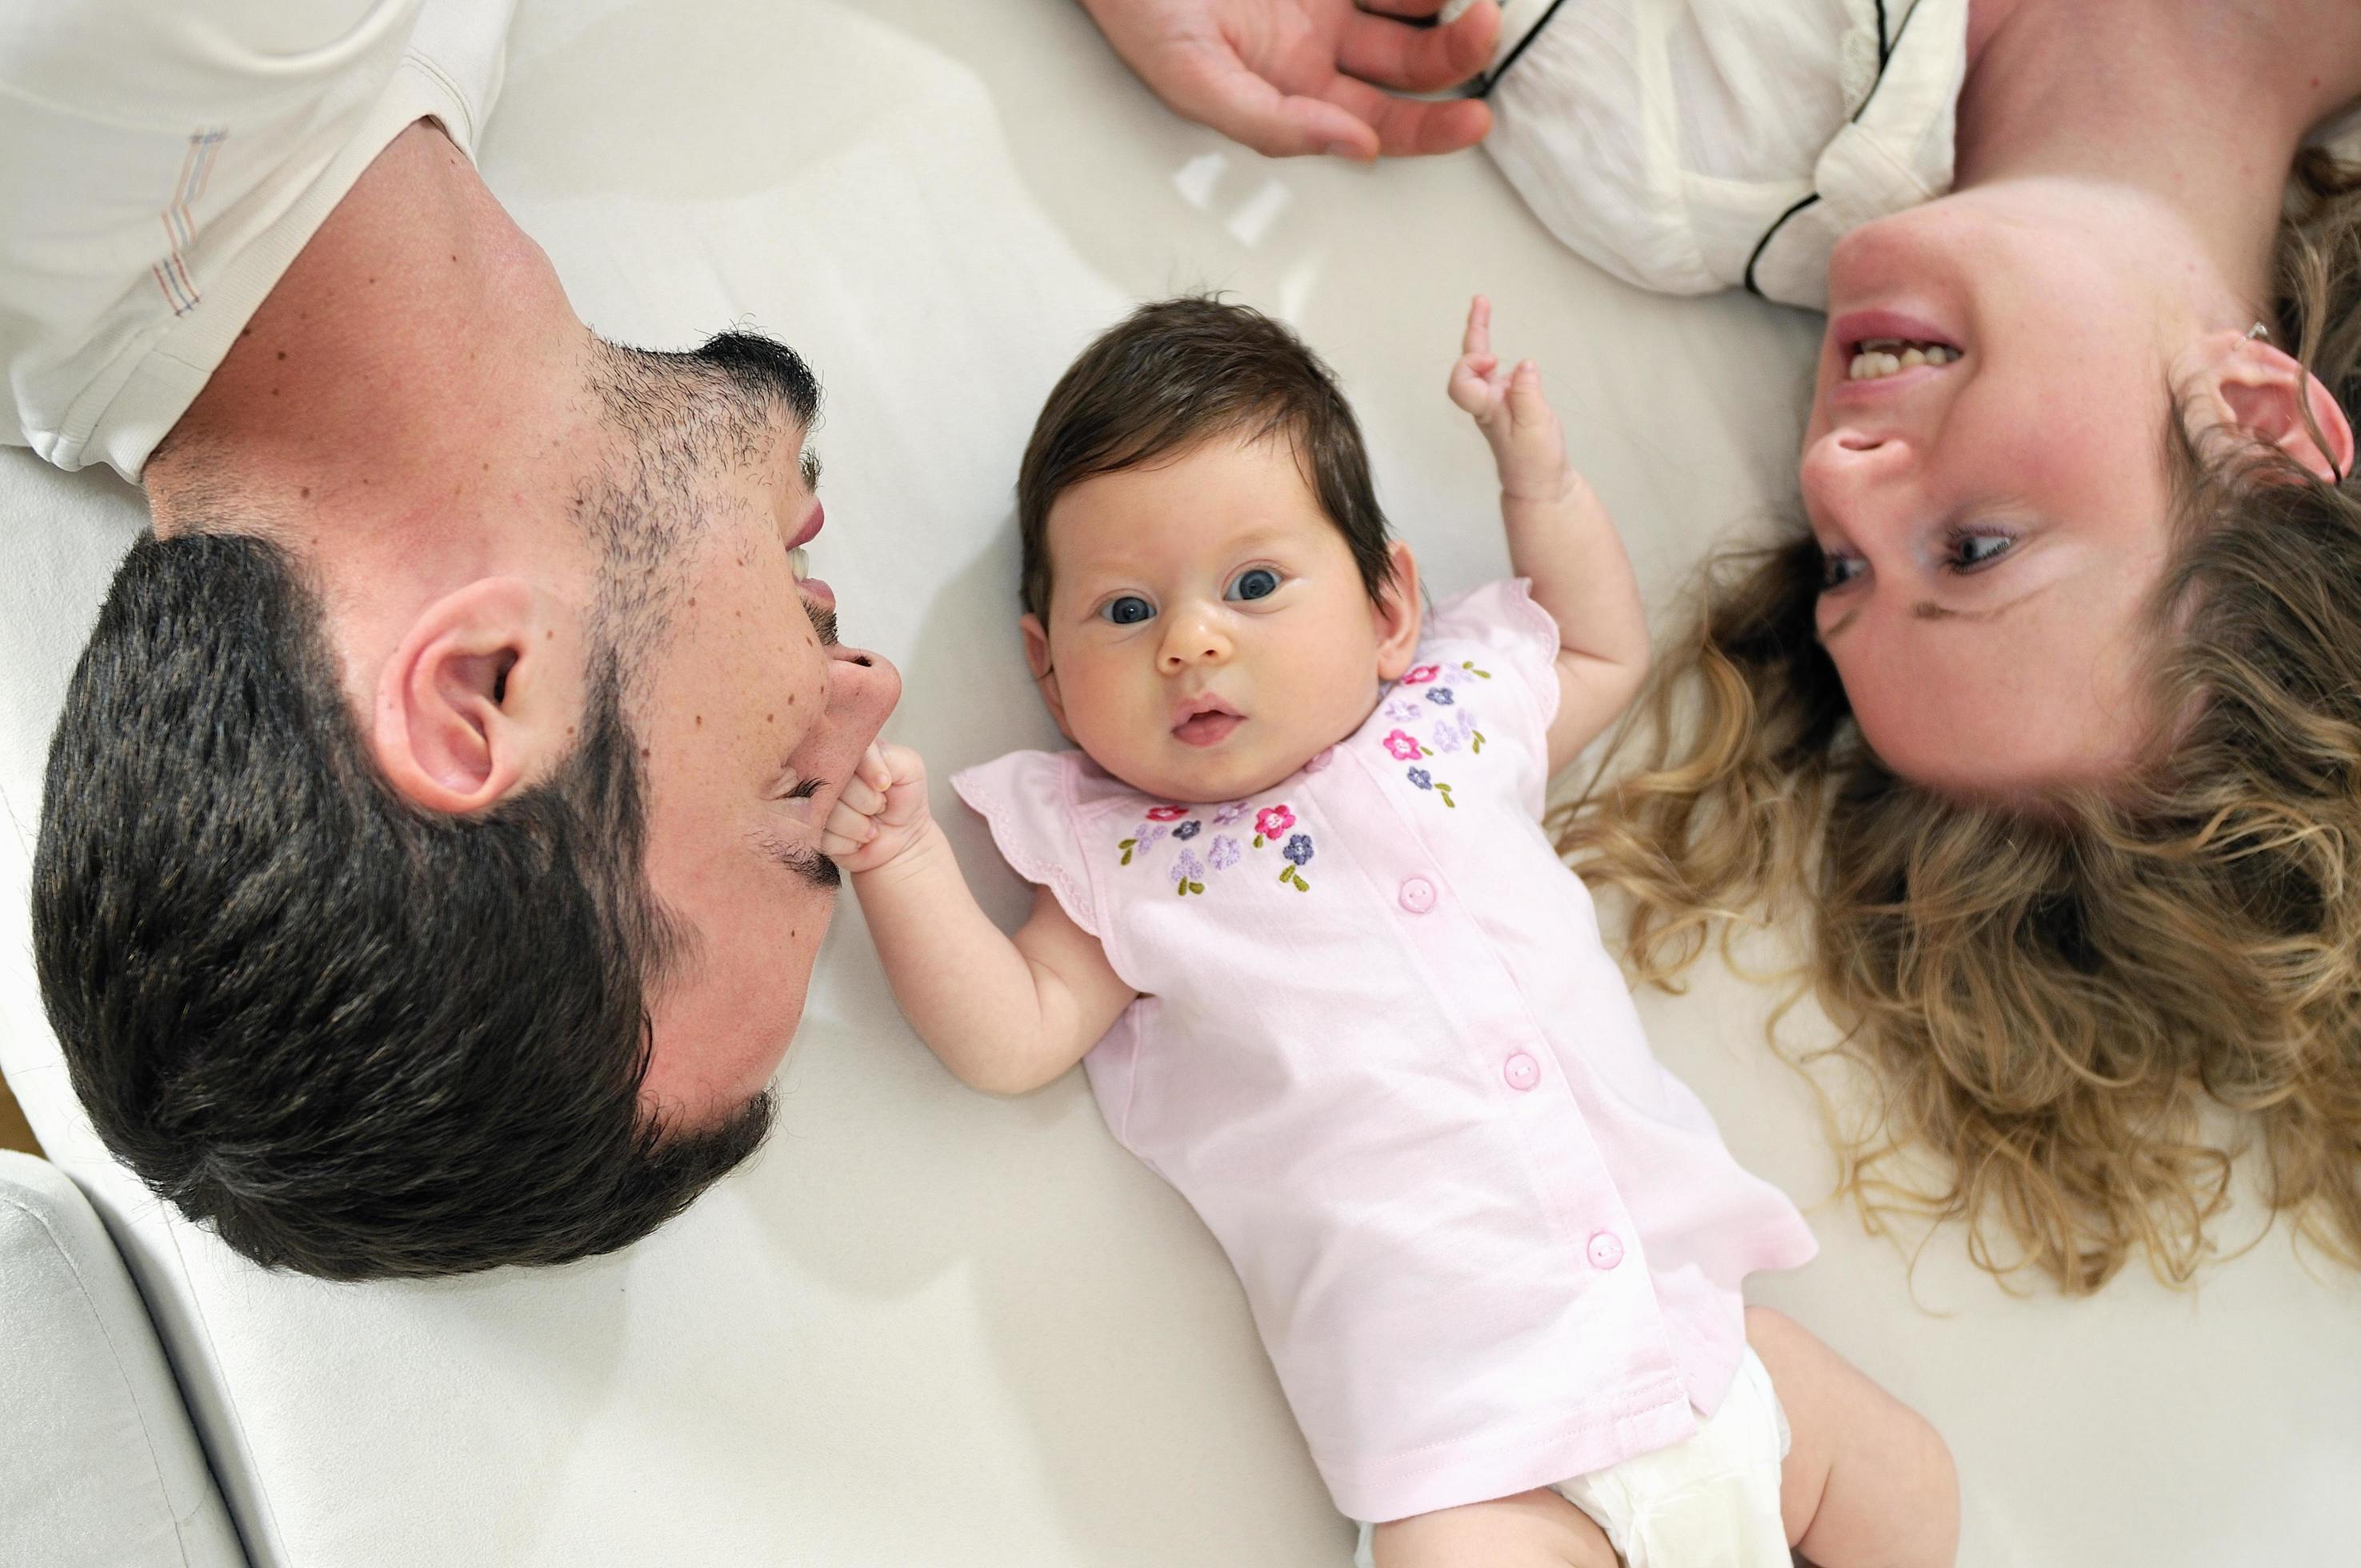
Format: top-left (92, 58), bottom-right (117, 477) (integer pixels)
top-left (371, 578), bottom-right (579, 814)
top-left (1372, 541), bottom-right (1423, 682)
top-left (1019, 611), bottom-right (1074, 741)
top-left (2194, 331), bottom-right (2355, 481)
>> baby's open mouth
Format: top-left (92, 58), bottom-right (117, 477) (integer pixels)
top-left (1172, 694), bottom-right (1243, 748)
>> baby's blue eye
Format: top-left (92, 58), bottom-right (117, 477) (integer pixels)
top-left (1227, 567), bottom-right (1282, 602)
top-left (1100, 594), bottom-right (1155, 626)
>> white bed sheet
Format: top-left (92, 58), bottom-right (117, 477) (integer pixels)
top-left (2, 2), bottom-right (2355, 1562)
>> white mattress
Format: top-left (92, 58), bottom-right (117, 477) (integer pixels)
top-left (2, 2), bottom-right (2355, 1562)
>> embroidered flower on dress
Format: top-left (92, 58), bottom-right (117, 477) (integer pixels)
top-left (1402, 664), bottom-right (1442, 685)
top-left (1383, 698), bottom-right (1424, 724)
top-left (1406, 765), bottom-right (1456, 807)
top-left (1425, 686), bottom-right (1455, 706)
top-left (1125, 798), bottom-right (1313, 891)
top-left (1382, 729), bottom-right (1428, 762)
top-left (1276, 833), bottom-right (1314, 891)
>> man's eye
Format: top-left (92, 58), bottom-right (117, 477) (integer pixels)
top-left (1227, 567), bottom-right (1282, 602)
top-left (1100, 595), bottom-right (1155, 626)
top-left (1947, 531), bottom-right (2015, 571)
top-left (1819, 551), bottom-right (1864, 590)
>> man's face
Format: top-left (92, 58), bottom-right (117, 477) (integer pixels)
top-left (593, 336), bottom-right (900, 1126)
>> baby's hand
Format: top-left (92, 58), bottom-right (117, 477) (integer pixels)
top-left (820, 742), bottom-right (933, 876)
top-left (1447, 295), bottom-right (1576, 503)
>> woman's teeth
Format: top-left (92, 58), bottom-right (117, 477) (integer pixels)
top-left (1847, 338), bottom-right (1962, 380)
top-left (788, 546), bottom-right (810, 582)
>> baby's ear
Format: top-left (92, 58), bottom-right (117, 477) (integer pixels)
top-left (1372, 542), bottom-right (1423, 681)
top-left (1019, 612), bottom-right (1074, 738)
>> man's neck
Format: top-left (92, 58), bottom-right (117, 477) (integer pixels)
top-left (146, 122), bottom-right (594, 560)
top-left (1958, 0), bottom-right (2361, 307)
top-left (144, 122), bottom-right (606, 706)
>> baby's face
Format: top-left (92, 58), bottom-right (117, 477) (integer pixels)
top-left (1024, 434), bottom-right (1416, 803)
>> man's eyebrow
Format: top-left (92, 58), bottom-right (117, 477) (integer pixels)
top-left (753, 828), bottom-right (840, 890)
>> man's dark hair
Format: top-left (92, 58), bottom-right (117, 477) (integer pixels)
top-left (1016, 295), bottom-right (1395, 622)
top-left (32, 533), bottom-right (764, 1278)
top-left (30, 330), bottom-right (815, 1280)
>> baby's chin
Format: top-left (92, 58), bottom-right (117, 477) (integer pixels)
top-left (1098, 734), bottom-right (1323, 806)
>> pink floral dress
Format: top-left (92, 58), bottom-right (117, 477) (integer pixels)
top-left (950, 581), bottom-right (1816, 1523)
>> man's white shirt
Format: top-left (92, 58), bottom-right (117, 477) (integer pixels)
top-left (1, 0), bottom-right (511, 480)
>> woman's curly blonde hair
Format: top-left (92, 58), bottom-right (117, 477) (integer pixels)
top-left (1556, 150), bottom-right (2361, 1294)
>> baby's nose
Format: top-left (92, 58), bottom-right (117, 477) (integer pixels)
top-left (1158, 611), bottom-right (1231, 670)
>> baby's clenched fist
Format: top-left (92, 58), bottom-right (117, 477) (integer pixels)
top-left (821, 742), bottom-right (934, 875)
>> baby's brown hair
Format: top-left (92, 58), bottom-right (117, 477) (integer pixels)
top-left (1018, 296), bottom-right (1394, 622)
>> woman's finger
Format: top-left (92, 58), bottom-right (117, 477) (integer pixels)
top-left (1322, 70), bottom-right (1491, 156)
top-left (1168, 42), bottom-right (1380, 158)
top-left (1339, 2), bottom-right (1500, 94)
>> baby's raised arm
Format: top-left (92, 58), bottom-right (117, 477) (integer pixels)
top-left (1447, 296), bottom-right (1651, 778)
top-left (822, 745), bottom-right (1137, 1095)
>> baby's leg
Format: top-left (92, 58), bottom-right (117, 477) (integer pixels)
top-left (1747, 1305), bottom-right (1960, 1566)
top-left (1370, 1489), bottom-right (1618, 1568)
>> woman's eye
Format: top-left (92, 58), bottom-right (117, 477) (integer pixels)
top-left (1227, 567), bottom-right (1282, 602)
top-left (1099, 595), bottom-right (1155, 626)
top-left (1947, 531), bottom-right (2015, 571)
top-left (1818, 550), bottom-right (1864, 590)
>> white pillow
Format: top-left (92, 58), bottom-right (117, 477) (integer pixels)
top-left (0, 1151), bottom-right (245, 1568)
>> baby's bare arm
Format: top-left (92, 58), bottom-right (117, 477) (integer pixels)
top-left (1447, 297), bottom-right (1651, 778)
top-left (829, 746), bottom-right (1136, 1095)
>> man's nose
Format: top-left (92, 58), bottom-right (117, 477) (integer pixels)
top-left (1157, 606), bottom-right (1231, 674)
top-left (826, 642), bottom-right (902, 726)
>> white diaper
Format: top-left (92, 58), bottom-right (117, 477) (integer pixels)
top-left (1352, 1347), bottom-right (1791, 1567)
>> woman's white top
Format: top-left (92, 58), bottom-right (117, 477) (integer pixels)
top-left (0, 1), bottom-right (511, 480)
top-left (1480, 0), bottom-right (1971, 310)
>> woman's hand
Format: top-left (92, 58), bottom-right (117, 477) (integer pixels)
top-left (1078, 0), bottom-right (1498, 160)
top-left (1448, 295), bottom-right (1575, 502)
top-left (820, 742), bottom-right (934, 876)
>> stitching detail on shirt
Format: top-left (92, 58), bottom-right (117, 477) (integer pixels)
top-left (1479, 0), bottom-right (1572, 99)
top-left (150, 128), bottom-right (226, 317)
top-left (1741, 0), bottom-right (1927, 298)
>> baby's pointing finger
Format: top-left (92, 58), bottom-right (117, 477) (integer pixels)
top-left (1462, 294), bottom-right (1491, 358)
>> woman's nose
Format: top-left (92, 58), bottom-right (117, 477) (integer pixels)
top-left (1157, 607), bottom-right (1231, 673)
top-left (1800, 426), bottom-right (1912, 520)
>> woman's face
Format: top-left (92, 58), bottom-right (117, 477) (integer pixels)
top-left (1800, 179), bottom-right (2196, 798)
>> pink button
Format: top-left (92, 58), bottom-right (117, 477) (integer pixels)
top-left (1587, 1231), bottom-right (1624, 1270)
top-left (1503, 1052), bottom-right (1540, 1091)
top-left (1304, 747), bottom-right (1335, 774)
top-left (1398, 877), bottom-right (1436, 914)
